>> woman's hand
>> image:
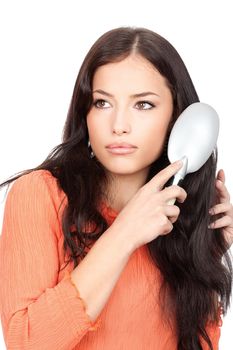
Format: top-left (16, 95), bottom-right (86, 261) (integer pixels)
top-left (208, 169), bottom-right (233, 247)
top-left (112, 161), bottom-right (187, 251)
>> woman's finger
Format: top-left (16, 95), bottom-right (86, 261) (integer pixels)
top-left (209, 202), bottom-right (233, 215)
top-left (164, 204), bottom-right (180, 223)
top-left (216, 169), bottom-right (225, 183)
top-left (208, 215), bottom-right (233, 229)
top-left (215, 179), bottom-right (230, 202)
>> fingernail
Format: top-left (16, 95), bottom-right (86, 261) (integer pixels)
top-left (209, 208), bottom-right (214, 214)
top-left (176, 159), bottom-right (183, 166)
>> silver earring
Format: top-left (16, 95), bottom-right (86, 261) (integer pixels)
top-left (88, 139), bottom-right (95, 158)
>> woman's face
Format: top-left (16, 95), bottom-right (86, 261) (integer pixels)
top-left (86, 54), bottom-right (173, 178)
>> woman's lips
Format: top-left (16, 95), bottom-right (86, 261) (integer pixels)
top-left (106, 147), bottom-right (137, 155)
top-left (105, 142), bottom-right (137, 155)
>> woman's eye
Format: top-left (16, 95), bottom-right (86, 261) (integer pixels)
top-left (93, 99), bottom-right (110, 109)
top-left (135, 101), bottom-right (155, 110)
top-left (93, 99), bottom-right (155, 110)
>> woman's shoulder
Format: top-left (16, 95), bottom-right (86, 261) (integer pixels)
top-left (13, 168), bottom-right (58, 183)
top-left (7, 169), bottom-right (67, 212)
top-left (9, 168), bottom-right (59, 191)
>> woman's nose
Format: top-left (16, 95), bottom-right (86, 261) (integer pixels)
top-left (112, 108), bottom-right (131, 135)
top-left (114, 129), bottom-right (126, 135)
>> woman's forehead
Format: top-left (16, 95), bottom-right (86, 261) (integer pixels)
top-left (92, 56), bottom-right (170, 98)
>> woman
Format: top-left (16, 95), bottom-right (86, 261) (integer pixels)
top-left (0, 27), bottom-right (232, 350)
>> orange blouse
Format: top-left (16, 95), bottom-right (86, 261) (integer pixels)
top-left (0, 170), bottom-right (221, 349)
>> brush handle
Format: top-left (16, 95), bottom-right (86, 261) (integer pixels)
top-left (166, 156), bottom-right (188, 205)
top-left (166, 174), bottom-right (185, 205)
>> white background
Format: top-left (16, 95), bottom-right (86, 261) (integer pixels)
top-left (0, 0), bottom-right (232, 348)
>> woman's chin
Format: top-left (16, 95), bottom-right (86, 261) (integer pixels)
top-left (103, 164), bottom-right (150, 177)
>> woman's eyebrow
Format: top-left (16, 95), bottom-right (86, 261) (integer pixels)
top-left (93, 89), bottom-right (160, 98)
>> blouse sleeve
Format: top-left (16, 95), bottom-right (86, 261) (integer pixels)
top-left (0, 170), bottom-right (99, 350)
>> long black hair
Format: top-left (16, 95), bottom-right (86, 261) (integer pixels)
top-left (0, 27), bottom-right (232, 350)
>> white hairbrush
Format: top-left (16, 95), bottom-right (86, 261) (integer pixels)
top-left (167, 102), bottom-right (219, 204)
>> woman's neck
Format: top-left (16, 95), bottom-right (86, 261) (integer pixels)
top-left (105, 168), bottom-right (149, 212)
